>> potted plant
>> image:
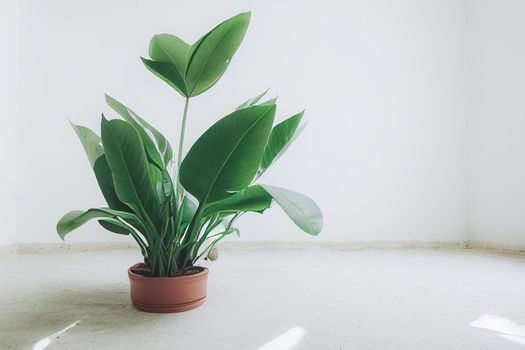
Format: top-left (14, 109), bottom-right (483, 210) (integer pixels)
top-left (57, 12), bottom-right (323, 313)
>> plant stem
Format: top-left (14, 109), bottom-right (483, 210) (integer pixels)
top-left (176, 97), bottom-right (190, 203)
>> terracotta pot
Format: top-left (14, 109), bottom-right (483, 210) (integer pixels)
top-left (128, 263), bottom-right (209, 313)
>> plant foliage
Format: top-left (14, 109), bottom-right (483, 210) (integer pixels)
top-left (57, 12), bottom-right (323, 276)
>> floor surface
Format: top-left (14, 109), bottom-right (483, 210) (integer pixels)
top-left (1, 248), bottom-right (525, 349)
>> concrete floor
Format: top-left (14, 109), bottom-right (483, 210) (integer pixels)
top-left (1, 248), bottom-right (525, 349)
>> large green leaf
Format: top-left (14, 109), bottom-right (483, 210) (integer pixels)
top-left (185, 12), bottom-right (251, 97)
top-left (101, 117), bottom-right (160, 226)
top-left (105, 94), bottom-right (173, 166)
top-left (57, 208), bottom-right (145, 240)
top-left (149, 34), bottom-right (190, 77)
top-left (93, 155), bottom-right (129, 211)
top-left (261, 184), bottom-right (323, 235)
top-left (70, 122), bottom-right (104, 168)
top-left (141, 57), bottom-right (188, 97)
top-left (259, 111), bottom-right (304, 175)
top-left (203, 185), bottom-right (272, 216)
top-left (69, 122), bottom-right (129, 212)
top-left (180, 104), bottom-right (275, 203)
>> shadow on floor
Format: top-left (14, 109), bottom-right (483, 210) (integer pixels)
top-left (0, 284), bottom-right (175, 349)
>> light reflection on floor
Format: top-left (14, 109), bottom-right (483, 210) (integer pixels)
top-left (32, 319), bottom-right (83, 350)
top-left (471, 314), bottom-right (525, 346)
top-left (256, 326), bottom-right (306, 350)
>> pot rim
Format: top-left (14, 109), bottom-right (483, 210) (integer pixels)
top-left (128, 262), bottom-right (209, 281)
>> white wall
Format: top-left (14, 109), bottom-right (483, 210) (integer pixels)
top-left (467, 0), bottom-right (525, 246)
top-left (16, 0), bottom-right (468, 243)
top-left (0, 0), bottom-right (19, 247)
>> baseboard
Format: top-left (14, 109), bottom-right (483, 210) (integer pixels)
top-left (466, 240), bottom-right (525, 256)
top-left (218, 240), bottom-right (468, 251)
top-left (8, 240), bottom-right (467, 255)
top-left (3, 240), bottom-right (525, 257)
top-left (15, 242), bottom-right (136, 254)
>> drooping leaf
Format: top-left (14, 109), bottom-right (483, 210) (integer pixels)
top-left (101, 117), bottom-right (160, 226)
top-left (180, 104), bottom-right (275, 203)
top-left (57, 208), bottom-right (145, 240)
top-left (236, 88), bottom-right (269, 110)
top-left (141, 57), bottom-right (188, 97)
top-left (105, 94), bottom-right (173, 166)
top-left (98, 219), bottom-right (131, 235)
top-left (70, 122), bottom-right (104, 168)
top-left (203, 185), bottom-right (272, 216)
top-left (261, 184), bottom-right (323, 235)
top-left (185, 12), bottom-right (251, 97)
top-left (259, 111), bottom-right (304, 175)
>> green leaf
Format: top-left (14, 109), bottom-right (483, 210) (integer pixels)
top-left (180, 104), bottom-right (276, 203)
top-left (236, 88), bottom-right (269, 110)
top-left (69, 122), bottom-right (129, 212)
top-left (180, 196), bottom-right (198, 225)
top-left (70, 122), bottom-right (104, 168)
top-left (185, 12), bottom-right (251, 97)
top-left (105, 94), bottom-right (173, 166)
top-left (203, 185), bottom-right (272, 216)
top-left (141, 57), bottom-right (188, 97)
top-left (93, 155), bottom-right (129, 211)
top-left (57, 208), bottom-right (144, 240)
top-left (101, 117), bottom-right (160, 226)
top-left (98, 219), bottom-right (131, 235)
top-left (149, 34), bottom-right (190, 76)
top-left (259, 111), bottom-right (304, 175)
top-left (261, 184), bottom-right (323, 235)
top-left (148, 163), bottom-right (166, 203)
top-left (178, 196), bottom-right (198, 235)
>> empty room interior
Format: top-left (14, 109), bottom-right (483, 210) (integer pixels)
top-left (1, 0), bottom-right (525, 349)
